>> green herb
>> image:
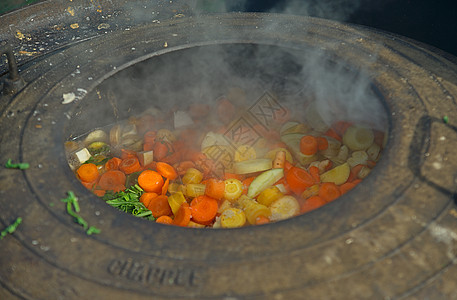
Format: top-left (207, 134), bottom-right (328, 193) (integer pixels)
top-left (1, 217), bottom-right (22, 240)
top-left (83, 155), bottom-right (110, 166)
top-left (443, 116), bottom-right (449, 124)
top-left (103, 184), bottom-right (155, 220)
top-left (61, 191), bottom-right (101, 235)
top-left (5, 159), bottom-right (30, 170)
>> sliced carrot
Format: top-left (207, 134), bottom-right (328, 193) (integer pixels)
top-left (300, 195), bottom-right (326, 213)
top-left (205, 179), bottom-right (225, 199)
top-left (153, 141), bottom-right (171, 161)
top-left (143, 142), bottom-right (154, 152)
top-left (119, 157), bottom-right (141, 174)
top-left (317, 137), bottom-right (329, 151)
top-left (309, 166), bottom-right (320, 184)
top-left (255, 215), bottom-right (270, 225)
top-left (339, 182), bottom-right (357, 195)
top-left (175, 161), bottom-right (196, 176)
top-left (98, 170), bottom-right (126, 192)
top-left (120, 149), bottom-right (137, 159)
top-left (156, 215), bottom-right (173, 225)
top-left (161, 151), bottom-right (182, 165)
top-left (319, 182), bottom-right (341, 202)
top-left (80, 179), bottom-right (97, 190)
top-left (77, 163), bottom-right (99, 182)
top-left (147, 194), bottom-right (172, 218)
top-left (140, 192), bottom-right (159, 208)
top-left (347, 164), bottom-right (365, 182)
top-left (284, 160), bottom-right (294, 173)
top-left (156, 162), bottom-right (178, 180)
top-left (138, 170), bottom-right (164, 193)
top-left (143, 130), bottom-right (157, 144)
top-left (190, 195), bottom-right (218, 223)
top-left (142, 161), bottom-right (157, 171)
top-left (274, 177), bottom-right (292, 195)
top-left (300, 135), bottom-right (318, 155)
top-left (161, 178), bottom-right (170, 195)
top-left (286, 167), bottom-right (315, 195)
top-left (93, 189), bottom-right (106, 197)
top-left (324, 128), bottom-right (342, 142)
top-left (172, 202), bottom-right (191, 227)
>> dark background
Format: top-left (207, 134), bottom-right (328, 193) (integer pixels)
top-left (1, 0), bottom-right (457, 56)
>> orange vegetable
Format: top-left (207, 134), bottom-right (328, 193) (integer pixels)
top-left (255, 215), bottom-right (270, 225)
top-left (156, 215), bottom-right (173, 225)
top-left (309, 166), bottom-right (320, 184)
top-left (190, 195), bottom-right (218, 223)
top-left (77, 163), bottom-right (99, 182)
top-left (156, 162), bottom-right (178, 180)
top-left (153, 141), bottom-right (171, 161)
top-left (300, 195), bottom-right (326, 213)
top-left (161, 178), bottom-right (170, 195)
top-left (143, 142), bottom-right (154, 152)
top-left (224, 173), bottom-right (244, 181)
top-left (172, 202), bottom-right (191, 227)
top-left (105, 157), bottom-right (122, 171)
top-left (286, 167), bottom-right (315, 195)
top-left (147, 194), bottom-right (172, 218)
top-left (300, 135), bottom-right (318, 155)
top-left (205, 179), bottom-right (225, 200)
top-left (140, 192), bottom-right (159, 208)
top-left (272, 150), bottom-right (286, 169)
top-left (119, 157), bottom-right (141, 174)
top-left (175, 161), bottom-right (196, 176)
top-left (93, 189), bottom-right (106, 197)
top-left (324, 128), bottom-right (342, 142)
top-left (284, 160), bottom-right (294, 173)
top-left (347, 164), bottom-right (365, 182)
top-left (137, 170), bottom-right (164, 193)
top-left (143, 131), bottom-right (157, 144)
top-left (81, 179), bottom-right (97, 190)
top-left (339, 181), bottom-right (358, 195)
top-left (319, 182), bottom-right (341, 202)
top-left (98, 170), bottom-right (126, 192)
top-left (120, 149), bottom-right (137, 159)
top-left (317, 137), bottom-right (329, 151)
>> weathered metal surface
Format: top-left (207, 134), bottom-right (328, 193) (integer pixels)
top-left (0, 8), bottom-right (457, 300)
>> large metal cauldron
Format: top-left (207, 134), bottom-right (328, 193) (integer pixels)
top-left (1, 1), bottom-right (457, 299)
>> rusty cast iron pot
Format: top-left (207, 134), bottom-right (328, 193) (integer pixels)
top-left (1, 10), bottom-right (457, 300)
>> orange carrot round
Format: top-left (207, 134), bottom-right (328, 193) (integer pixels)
top-left (300, 135), bottom-right (318, 155)
top-left (339, 182), bottom-right (357, 195)
top-left (98, 170), bottom-right (126, 192)
top-left (309, 166), bottom-right (320, 184)
top-left (317, 136), bottom-right (329, 151)
top-left (156, 162), bottom-right (178, 180)
top-left (286, 167), bottom-right (315, 195)
top-left (143, 142), bottom-right (154, 152)
top-left (324, 128), bottom-right (342, 142)
top-left (105, 157), bottom-right (122, 171)
top-left (161, 178), bottom-right (170, 195)
top-left (172, 202), bottom-right (191, 227)
top-left (143, 131), bottom-right (157, 144)
top-left (156, 215), bottom-right (173, 225)
top-left (120, 149), bottom-right (137, 159)
top-left (255, 215), bottom-right (270, 225)
top-left (93, 189), bottom-right (106, 197)
top-left (205, 179), bottom-right (225, 199)
top-left (140, 192), bottom-right (159, 208)
top-left (190, 195), bottom-right (218, 223)
top-left (147, 195), bottom-right (172, 218)
top-left (300, 195), bottom-right (326, 213)
top-left (319, 182), bottom-right (341, 202)
top-left (119, 157), bottom-right (141, 174)
top-left (77, 163), bottom-right (99, 182)
top-left (138, 170), bottom-right (164, 193)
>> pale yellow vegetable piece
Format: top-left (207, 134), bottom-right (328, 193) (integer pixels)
top-left (88, 141), bottom-right (107, 152)
top-left (109, 124), bottom-right (121, 146)
top-left (200, 132), bottom-right (231, 150)
top-left (301, 184), bottom-right (320, 199)
top-left (280, 123), bottom-right (310, 135)
top-left (185, 184), bottom-right (206, 198)
top-left (234, 145), bottom-right (257, 162)
top-left (187, 221), bottom-right (206, 228)
top-left (237, 196), bottom-right (271, 225)
top-left (156, 128), bottom-right (176, 143)
top-left (366, 143), bottom-right (381, 161)
top-left (280, 121), bottom-right (300, 135)
top-left (182, 168), bottom-right (203, 184)
top-left (269, 196), bottom-right (300, 222)
top-left (220, 208), bottom-right (247, 228)
top-left (320, 136), bottom-right (342, 158)
top-left (168, 182), bottom-right (182, 194)
top-left (347, 151), bottom-right (368, 168)
top-left (358, 166), bottom-right (371, 179)
top-left (343, 125), bottom-right (374, 151)
top-left (247, 168), bottom-right (284, 198)
top-left (257, 186), bottom-right (283, 207)
top-left (224, 179), bottom-right (243, 202)
top-left (265, 148), bottom-right (293, 163)
top-left (137, 150), bottom-right (154, 167)
top-left (84, 129), bottom-right (108, 145)
top-left (320, 162), bottom-right (350, 185)
top-left (167, 192), bottom-right (186, 215)
top-left (233, 158), bottom-right (272, 174)
top-left (217, 199), bottom-right (233, 214)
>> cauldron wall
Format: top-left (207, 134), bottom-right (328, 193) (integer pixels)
top-left (1, 12), bottom-right (457, 300)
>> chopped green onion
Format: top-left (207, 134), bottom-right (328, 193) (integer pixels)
top-left (443, 116), bottom-right (449, 124)
top-left (61, 191), bottom-right (100, 235)
top-left (1, 217), bottom-right (22, 240)
top-left (5, 159), bottom-right (30, 170)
